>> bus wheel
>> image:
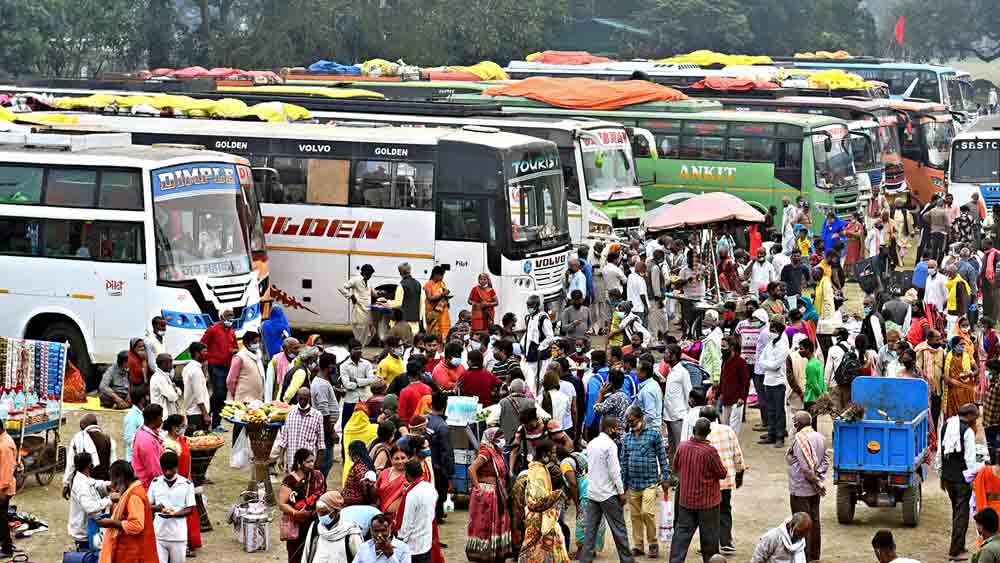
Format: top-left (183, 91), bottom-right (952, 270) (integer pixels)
top-left (38, 320), bottom-right (91, 383)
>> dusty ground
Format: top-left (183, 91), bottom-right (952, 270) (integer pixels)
top-left (12, 403), bottom-right (963, 563)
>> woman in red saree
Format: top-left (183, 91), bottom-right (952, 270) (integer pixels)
top-left (375, 447), bottom-right (409, 522)
top-left (844, 212), bottom-right (865, 269)
top-left (717, 250), bottom-right (742, 295)
top-left (466, 428), bottom-right (513, 562)
top-left (469, 273), bottom-right (498, 332)
top-left (393, 472), bottom-right (445, 563)
top-left (127, 337), bottom-right (147, 386)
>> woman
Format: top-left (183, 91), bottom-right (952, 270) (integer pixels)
top-left (469, 273), bottom-right (499, 332)
top-left (97, 460), bottom-right (157, 563)
top-left (718, 249), bottom-right (742, 295)
top-left (943, 335), bottom-right (977, 420)
top-left (375, 446), bottom-right (409, 521)
top-left (559, 446), bottom-right (605, 557)
top-left (278, 448), bottom-right (327, 563)
top-left (519, 440), bottom-right (569, 563)
top-left (127, 337), bottom-right (147, 386)
top-left (890, 202), bottom-right (917, 270)
top-left (301, 491), bottom-right (364, 563)
top-left (368, 421), bottom-right (396, 473)
top-left (896, 345), bottom-right (923, 379)
top-left (979, 318), bottom-right (1000, 401)
top-left (855, 334), bottom-right (879, 378)
top-left (541, 367), bottom-right (572, 433)
top-left (785, 309), bottom-right (816, 347)
top-left (424, 265), bottom-right (452, 341)
top-left (161, 414), bottom-right (202, 554)
top-left (844, 212), bottom-right (866, 267)
top-left (341, 403), bottom-right (377, 486)
top-left (262, 305), bottom-right (291, 360)
top-left (342, 440), bottom-right (376, 507)
top-left (466, 428), bottom-right (513, 563)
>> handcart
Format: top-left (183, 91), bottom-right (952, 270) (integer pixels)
top-left (226, 418), bottom-right (283, 504)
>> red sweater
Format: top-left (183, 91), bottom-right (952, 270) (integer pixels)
top-left (200, 323), bottom-right (237, 367)
top-left (718, 355), bottom-right (751, 406)
top-left (399, 382), bottom-right (432, 424)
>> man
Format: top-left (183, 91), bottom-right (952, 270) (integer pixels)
top-left (632, 360), bottom-right (663, 429)
top-left (882, 289), bottom-right (911, 328)
top-left (925, 259), bottom-right (948, 313)
top-left (390, 262), bottom-right (423, 336)
top-left (265, 336), bottom-right (300, 403)
top-left (781, 250), bottom-right (812, 312)
top-left (937, 403), bottom-right (979, 561)
top-left (399, 361), bottom-right (433, 425)
top-left (958, 247), bottom-right (981, 324)
top-left (397, 459), bottom-right (437, 563)
top-left (946, 264), bottom-right (972, 334)
top-left (771, 245), bottom-right (791, 282)
top-left (355, 513), bottom-right (412, 563)
top-left (924, 198), bottom-right (951, 264)
top-left (868, 185), bottom-right (887, 230)
top-left (123, 385), bottom-right (147, 462)
top-left (145, 315), bottom-right (168, 372)
top-left (200, 309), bottom-right (237, 431)
top-left (603, 251), bottom-right (628, 301)
top-left (984, 240), bottom-right (1000, 322)
top-left (747, 248), bottom-right (777, 296)
top-left (496, 376), bottom-right (528, 439)
top-left (311, 352), bottom-right (341, 478)
top-left (647, 248), bottom-right (669, 343)
top-left (522, 294), bottom-right (555, 393)
top-left (872, 529), bottom-right (922, 563)
top-left (763, 282), bottom-right (788, 318)
top-left (181, 343), bottom-right (211, 434)
top-left (669, 418), bottom-right (727, 563)
top-left (736, 304), bottom-right (766, 385)
top-left (782, 197), bottom-right (798, 254)
top-left (561, 289), bottom-right (592, 339)
top-left (877, 329), bottom-right (902, 376)
top-left (627, 260), bottom-right (649, 324)
top-left (273, 387), bottom-right (326, 472)
top-left (226, 331), bottom-right (266, 404)
top-left (579, 416), bottom-right (635, 563)
top-left (147, 451), bottom-right (195, 563)
top-left (566, 258), bottom-right (588, 303)
top-left (663, 344), bottom-right (693, 465)
top-left (952, 206), bottom-right (978, 253)
top-left (591, 242), bottom-right (609, 334)
top-left (0, 421), bottom-right (16, 557)
top-left (149, 353), bottom-right (181, 417)
top-left (862, 294), bottom-right (886, 352)
top-left (759, 320), bottom-right (791, 447)
top-left (341, 263), bottom-right (376, 346)
top-left (750, 513), bottom-right (812, 563)
top-left (867, 219), bottom-right (887, 263)
top-left (426, 392), bottom-right (454, 520)
top-left (976, 508), bottom-right (1000, 563)
top-left (341, 340), bottom-right (378, 426)
top-left (703, 406), bottom-right (745, 554)
top-left (584, 350), bottom-right (610, 437)
top-left (701, 310), bottom-right (724, 386)
top-left (622, 406), bottom-right (670, 558)
top-left (786, 411), bottom-right (829, 563)
top-left (432, 340), bottom-right (465, 391)
top-left (63, 414), bottom-right (117, 495)
top-left (98, 351), bottom-right (132, 409)
top-left (131, 404), bottom-right (165, 489)
top-left (719, 335), bottom-right (751, 435)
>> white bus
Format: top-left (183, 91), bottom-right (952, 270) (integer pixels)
top-left (949, 131), bottom-right (1000, 211)
top-left (0, 127), bottom-right (262, 376)
top-left (62, 115), bottom-right (573, 331)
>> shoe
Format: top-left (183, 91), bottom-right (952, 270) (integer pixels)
top-left (720, 545), bottom-right (737, 554)
top-left (648, 544), bottom-right (659, 559)
top-left (212, 425), bottom-right (226, 433)
top-left (752, 425), bottom-right (768, 431)
top-left (774, 441), bottom-right (786, 448)
top-left (758, 438), bottom-right (776, 445)
top-left (440, 542), bottom-right (448, 549)
top-left (632, 548), bottom-right (645, 557)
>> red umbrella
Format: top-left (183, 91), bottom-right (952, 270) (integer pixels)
top-left (644, 192), bottom-right (765, 232)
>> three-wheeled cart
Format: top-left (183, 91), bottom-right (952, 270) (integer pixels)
top-left (833, 377), bottom-right (929, 526)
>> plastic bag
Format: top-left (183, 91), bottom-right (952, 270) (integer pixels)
top-left (230, 430), bottom-right (251, 470)
top-left (444, 494), bottom-right (455, 513)
top-left (658, 499), bottom-right (674, 542)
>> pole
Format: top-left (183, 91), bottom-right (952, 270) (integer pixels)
top-left (710, 226), bottom-right (721, 304)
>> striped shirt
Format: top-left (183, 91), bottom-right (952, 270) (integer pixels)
top-left (735, 319), bottom-right (764, 365)
top-left (707, 422), bottom-right (745, 490)
top-left (673, 438), bottom-right (727, 509)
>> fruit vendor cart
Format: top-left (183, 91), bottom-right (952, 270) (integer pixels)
top-left (224, 400), bottom-right (290, 504)
top-left (0, 337), bottom-right (67, 490)
top-left (188, 433), bottom-right (226, 531)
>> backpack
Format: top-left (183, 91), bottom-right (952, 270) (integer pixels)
top-left (680, 360), bottom-right (709, 391)
top-left (833, 343), bottom-right (862, 387)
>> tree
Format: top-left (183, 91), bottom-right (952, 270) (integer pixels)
top-left (896, 0), bottom-right (1000, 62)
top-left (640, 0), bottom-right (753, 56)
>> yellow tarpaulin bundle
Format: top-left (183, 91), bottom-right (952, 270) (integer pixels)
top-left (441, 61), bottom-right (509, 80)
top-left (219, 85), bottom-right (384, 99)
top-left (52, 94), bottom-right (311, 122)
top-left (358, 58), bottom-right (400, 76)
top-left (799, 69), bottom-right (875, 90)
top-left (0, 107), bottom-right (79, 125)
top-left (657, 50), bottom-right (773, 67)
top-left (794, 50), bottom-right (852, 59)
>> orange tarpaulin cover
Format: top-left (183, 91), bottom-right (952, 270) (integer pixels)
top-left (482, 77), bottom-right (688, 110)
top-left (690, 77), bottom-right (779, 91)
top-left (525, 51), bottom-right (613, 65)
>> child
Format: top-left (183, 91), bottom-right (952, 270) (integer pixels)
top-left (607, 288), bottom-right (625, 348)
top-left (796, 226), bottom-right (811, 257)
top-left (388, 308), bottom-right (414, 346)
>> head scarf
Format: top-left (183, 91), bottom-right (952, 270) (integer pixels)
top-left (127, 337), bottom-right (146, 385)
top-left (317, 490), bottom-right (344, 511)
top-left (341, 407), bottom-right (377, 486)
top-left (261, 305), bottom-right (290, 358)
top-left (798, 295), bottom-right (819, 323)
top-left (305, 334), bottom-right (322, 348)
top-left (479, 427), bottom-right (509, 491)
top-left (952, 317), bottom-right (974, 349)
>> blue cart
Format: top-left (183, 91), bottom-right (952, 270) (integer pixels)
top-left (833, 377), bottom-right (929, 526)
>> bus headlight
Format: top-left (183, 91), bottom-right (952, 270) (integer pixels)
top-left (514, 276), bottom-right (536, 290)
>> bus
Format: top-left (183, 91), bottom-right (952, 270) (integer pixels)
top-left (848, 119), bottom-right (883, 210)
top-left (0, 127), bottom-right (263, 377)
top-left (889, 100), bottom-right (957, 205)
top-left (948, 130), bottom-right (1000, 211)
top-left (59, 114), bottom-right (573, 330)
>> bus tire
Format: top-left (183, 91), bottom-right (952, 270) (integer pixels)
top-left (38, 320), bottom-right (91, 385)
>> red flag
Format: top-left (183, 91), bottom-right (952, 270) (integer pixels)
top-left (894, 15), bottom-right (905, 45)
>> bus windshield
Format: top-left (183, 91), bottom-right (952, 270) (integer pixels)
top-left (151, 164), bottom-right (253, 282)
top-left (581, 147), bottom-right (638, 200)
top-left (877, 124), bottom-right (902, 164)
top-left (952, 147), bottom-right (1000, 184)
top-left (850, 131), bottom-right (880, 171)
top-left (238, 165), bottom-right (266, 253)
top-left (813, 126), bottom-right (856, 189)
top-left (924, 121), bottom-right (956, 169)
top-left (508, 169), bottom-right (569, 242)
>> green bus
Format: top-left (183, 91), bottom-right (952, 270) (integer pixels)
top-left (448, 95), bottom-right (859, 227)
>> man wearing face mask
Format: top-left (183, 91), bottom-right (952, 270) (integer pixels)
top-left (746, 248), bottom-right (777, 297)
top-left (937, 403), bottom-right (980, 561)
top-left (431, 340), bottom-right (466, 391)
top-left (782, 196), bottom-right (798, 254)
top-left (522, 294), bottom-right (555, 394)
top-left (377, 336), bottom-right (405, 387)
top-left (182, 343), bottom-right (211, 434)
top-left (147, 451), bottom-right (196, 563)
top-left (355, 513), bottom-right (411, 563)
top-left (145, 316), bottom-right (168, 374)
top-left (279, 346), bottom-right (322, 404)
top-left (273, 387), bottom-right (325, 473)
top-left (341, 341), bottom-right (378, 430)
top-left (946, 265), bottom-right (973, 335)
top-left (265, 337), bottom-right (300, 403)
top-left (621, 405), bottom-right (670, 558)
top-left (862, 295), bottom-right (886, 353)
top-left (758, 320), bottom-right (791, 447)
top-left (579, 416), bottom-right (635, 563)
top-left (302, 490), bottom-right (364, 563)
top-left (877, 329), bottom-right (902, 377)
top-left (924, 259), bottom-right (948, 314)
top-left (561, 290), bottom-right (592, 340)
top-left (200, 309), bottom-right (238, 431)
top-left (226, 331), bottom-right (266, 405)
top-left (150, 354), bottom-right (182, 418)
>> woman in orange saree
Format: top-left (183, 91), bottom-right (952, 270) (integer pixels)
top-left (469, 273), bottom-right (498, 332)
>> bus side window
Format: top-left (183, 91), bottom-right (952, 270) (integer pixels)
top-left (0, 166), bottom-right (43, 205)
top-left (655, 135), bottom-right (679, 158)
top-left (305, 159), bottom-right (350, 205)
top-left (94, 222), bottom-right (145, 263)
top-left (392, 162), bottom-right (434, 210)
top-left (775, 140), bottom-right (803, 189)
top-left (0, 217), bottom-right (41, 255)
top-left (267, 157), bottom-right (308, 203)
top-left (99, 171), bottom-right (143, 210)
top-left (438, 197), bottom-right (485, 241)
top-left (45, 168), bottom-right (98, 207)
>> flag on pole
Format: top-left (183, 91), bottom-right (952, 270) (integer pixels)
top-left (894, 15), bottom-right (905, 45)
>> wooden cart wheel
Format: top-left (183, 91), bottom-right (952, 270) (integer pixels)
top-left (36, 464), bottom-right (55, 486)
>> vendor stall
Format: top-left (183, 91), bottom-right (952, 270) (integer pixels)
top-left (223, 400), bottom-right (290, 504)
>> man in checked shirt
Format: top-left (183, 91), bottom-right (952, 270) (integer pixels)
top-left (622, 405), bottom-right (670, 558)
top-left (668, 418), bottom-right (727, 563)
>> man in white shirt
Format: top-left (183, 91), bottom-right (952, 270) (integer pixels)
top-left (771, 246), bottom-right (791, 281)
top-left (566, 258), bottom-right (588, 303)
top-left (872, 529), bottom-right (922, 563)
top-left (747, 248), bottom-right (777, 296)
top-left (67, 452), bottom-right (112, 551)
top-left (823, 328), bottom-right (854, 411)
top-left (757, 320), bottom-right (790, 448)
top-left (150, 354), bottom-right (182, 417)
top-left (147, 451), bottom-right (196, 563)
top-left (866, 220), bottom-right (887, 259)
top-left (62, 414), bottom-right (117, 492)
top-left (661, 344), bottom-right (693, 466)
top-left (627, 261), bottom-right (649, 324)
top-left (923, 260), bottom-right (948, 313)
top-left (782, 197), bottom-right (798, 254)
top-left (578, 416), bottom-right (635, 563)
top-left (397, 459), bottom-right (437, 563)
top-left (603, 252), bottom-right (627, 300)
top-left (182, 343), bottom-right (211, 433)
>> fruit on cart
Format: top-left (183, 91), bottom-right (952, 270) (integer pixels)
top-left (188, 434), bottom-right (226, 449)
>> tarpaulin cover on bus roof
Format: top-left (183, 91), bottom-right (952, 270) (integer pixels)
top-left (524, 51), bottom-right (614, 65)
top-left (52, 94), bottom-right (311, 122)
top-left (308, 60), bottom-right (363, 75)
top-left (796, 69), bottom-right (876, 90)
top-left (794, 50), bottom-right (852, 59)
top-left (422, 61), bottom-right (509, 81)
top-left (145, 67), bottom-right (283, 82)
top-left (482, 77), bottom-right (687, 110)
top-left (645, 192), bottom-right (764, 232)
top-left (689, 77), bottom-right (779, 91)
top-left (656, 50), bottom-right (773, 67)
top-left (218, 85), bottom-right (384, 99)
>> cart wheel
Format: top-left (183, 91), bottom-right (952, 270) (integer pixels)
top-left (36, 465), bottom-right (55, 486)
top-left (836, 484), bottom-right (856, 524)
top-left (14, 468), bottom-right (24, 492)
top-left (901, 475), bottom-right (922, 527)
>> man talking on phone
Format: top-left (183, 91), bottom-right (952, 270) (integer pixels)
top-left (355, 513), bottom-right (412, 563)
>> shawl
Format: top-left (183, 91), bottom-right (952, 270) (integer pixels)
top-left (341, 409), bottom-right (377, 485)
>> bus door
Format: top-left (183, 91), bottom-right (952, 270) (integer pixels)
top-left (434, 193), bottom-right (493, 325)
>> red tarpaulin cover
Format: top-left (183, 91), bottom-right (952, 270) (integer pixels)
top-left (645, 192), bottom-right (764, 232)
top-left (483, 77), bottom-right (687, 110)
top-left (689, 77), bottom-right (780, 91)
top-left (528, 51), bottom-right (614, 65)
